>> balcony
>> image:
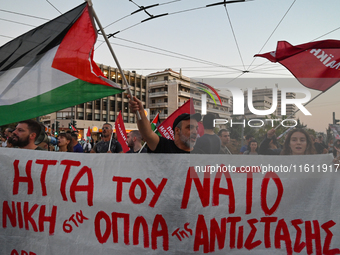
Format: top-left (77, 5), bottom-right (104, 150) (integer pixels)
top-left (149, 102), bottom-right (168, 108)
top-left (178, 90), bottom-right (191, 97)
top-left (149, 91), bottom-right (168, 97)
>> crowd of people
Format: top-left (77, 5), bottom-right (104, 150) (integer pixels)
top-left (0, 97), bottom-right (339, 163)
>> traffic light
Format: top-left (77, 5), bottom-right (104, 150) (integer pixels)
top-left (52, 123), bottom-right (55, 131)
top-left (69, 122), bottom-right (72, 129)
top-left (72, 120), bottom-right (77, 128)
top-left (333, 112), bottom-right (340, 125)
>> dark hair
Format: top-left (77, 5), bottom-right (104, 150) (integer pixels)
top-left (129, 130), bottom-right (142, 141)
top-left (245, 134), bottom-right (254, 140)
top-left (18, 119), bottom-right (41, 137)
top-left (103, 123), bottom-right (113, 128)
top-left (58, 133), bottom-right (73, 152)
top-left (218, 129), bottom-right (229, 137)
top-left (247, 139), bottom-right (258, 153)
top-left (70, 133), bottom-right (78, 140)
top-left (281, 128), bottom-right (316, 155)
top-left (202, 113), bottom-right (215, 129)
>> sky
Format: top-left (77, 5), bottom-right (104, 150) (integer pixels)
top-left (1, 0), bottom-right (340, 132)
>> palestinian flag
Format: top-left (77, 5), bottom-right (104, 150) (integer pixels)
top-left (0, 3), bottom-right (124, 126)
top-left (151, 112), bottom-right (161, 136)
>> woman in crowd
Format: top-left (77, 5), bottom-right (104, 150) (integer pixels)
top-left (57, 133), bottom-right (73, 152)
top-left (280, 128), bottom-right (316, 155)
top-left (243, 139), bottom-right (259, 155)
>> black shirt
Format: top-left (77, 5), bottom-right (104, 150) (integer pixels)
top-left (149, 137), bottom-right (189, 153)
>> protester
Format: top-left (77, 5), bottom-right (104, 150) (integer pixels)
top-left (129, 96), bottom-right (201, 153)
top-left (243, 139), bottom-right (259, 155)
top-left (2, 127), bottom-right (14, 147)
top-left (126, 130), bottom-right (147, 153)
top-left (70, 133), bottom-right (83, 153)
top-left (240, 134), bottom-right (254, 154)
top-left (280, 128), bottom-right (316, 155)
top-left (83, 139), bottom-right (92, 153)
top-left (0, 135), bottom-right (6, 147)
top-left (91, 123), bottom-right (123, 153)
top-left (11, 119), bottom-right (45, 150)
top-left (259, 129), bottom-right (281, 155)
top-left (193, 113), bottom-right (221, 154)
top-left (218, 129), bottom-right (231, 154)
top-left (57, 133), bottom-right (73, 152)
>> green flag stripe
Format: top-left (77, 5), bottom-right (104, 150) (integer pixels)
top-left (0, 79), bottom-right (124, 126)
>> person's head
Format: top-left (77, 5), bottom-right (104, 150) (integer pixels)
top-left (102, 123), bottom-right (113, 138)
top-left (218, 129), bottom-right (230, 146)
top-left (172, 113), bottom-right (201, 151)
top-left (4, 128), bottom-right (14, 138)
top-left (245, 134), bottom-right (254, 145)
top-left (281, 128), bottom-right (316, 155)
top-left (58, 133), bottom-right (73, 152)
top-left (127, 130), bottom-right (143, 149)
top-left (202, 113), bottom-right (215, 130)
top-left (247, 139), bottom-right (258, 153)
top-left (318, 135), bottom-right (323, 142)
top-left (11, 119), bottom-right (41, 149)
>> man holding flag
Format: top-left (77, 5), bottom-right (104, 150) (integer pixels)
top-left (90, 123), bottom-right (123, 153)
top-left (129, 96), bottom-right (201, 153)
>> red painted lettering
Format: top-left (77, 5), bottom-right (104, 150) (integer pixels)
top-left (145, 178), bottom-right (167, 208)
top-left (151, 214), bottom-right (169, 251)
top-left (112, 212), bottom-right (130, 245)
top-left (133, 216), bottom-right (149, 248)
top-left (129, 179), bottom-right (147, 204)
top-left (210, 217), bottom-right (227, 252)
top-left (261, 172), bottom-right (283, 215)
top-left (212, 167), bottom-right (235, 214)
top-left (94, 211), bottom-right (111, 244)
top-left (181, 167), bottom-right (210, 209)
top-left (305, 220), bottom-right (322, 255)
top-left (321, 220), bottom-right (340, 255)
top-left (194, 214), bottom-right (209, 253)
top-left (260, 217), bottom-right (277, 248)
top-left (38, 205), bottom-right (57, 235)
top-left (35, 159), bottom-right (57, 196)
top-left (60, 160), bottom-right (81, 202)
top-left (112, 176), bottom-right (132, 202)
top-left (69, 166), bottom-right (94, 206)
top-left (291, 219), bottom-right (306, 253)
top-left (274, 219), bottom-right (292, 255)
top-left (244, 218), bottom-right (261, 250)
top-left (227, 216), bottom-right (241, 249)
top-left (13, 160), bottom-right (33, 195)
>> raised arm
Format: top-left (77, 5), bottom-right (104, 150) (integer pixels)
top-left (129, 96), bottom-right (160, 151)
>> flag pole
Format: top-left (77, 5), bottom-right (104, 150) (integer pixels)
top-left (274, 91), bottom-right (324, 130)
top-left (108, 130), bottom-right (113, 152)
top-left (86, 0), bottom-right (141, 120)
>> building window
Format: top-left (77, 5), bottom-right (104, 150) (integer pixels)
top-left (130, 117), bottom-right (134, 122)
top-left (103, 114), bottom-right (107, 121)
top-left (110, 100), bottom-right (115, 111)
top-left (110, 115), bottom-right (115, 121)
top-left (164, 76), bottom-right (168, 81)
top-left (78, 112), bottom-right (84, 120)
top-left (123, 116), bottom-right (128, 122)
top-left (152, 99), bottom-right (155, 104)
top-left (87, 113), bottom-right (92, 120)
top-left (164, 109), bottom-right (168, 114)
top-left (164, 98), bottom-right (168, 102)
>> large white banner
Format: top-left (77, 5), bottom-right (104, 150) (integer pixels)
top-left (0, 148), bottom-right (339, 255)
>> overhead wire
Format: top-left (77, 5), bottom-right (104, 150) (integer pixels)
top-left (45, 0), bottom-right (62, 15)
top-left (224, 5), bottom-right (245, 70)
top-left (246, 0), bottom-right (297, 71)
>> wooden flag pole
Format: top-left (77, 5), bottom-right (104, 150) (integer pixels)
top-left (86, 0), bottom-right (141, 120)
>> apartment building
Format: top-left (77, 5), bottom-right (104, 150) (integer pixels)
top-left (147, 69), bottom-right (231, 122)
top-left (243, 87), bottom-right (296, 119)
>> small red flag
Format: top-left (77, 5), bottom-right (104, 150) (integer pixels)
top-left (115, 111), bottom-right (129, 153)
top-left (255, 40), bottom-right (340, 91)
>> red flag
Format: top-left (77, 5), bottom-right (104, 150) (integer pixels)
top-left (157, 98), bottom-right (197, 140)
top-left (86, 126), bottom-right (91, 138)
top-left (255, 40), bottom-right (340, 91)
top-left (115, 111), bottom-right (130, 153)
